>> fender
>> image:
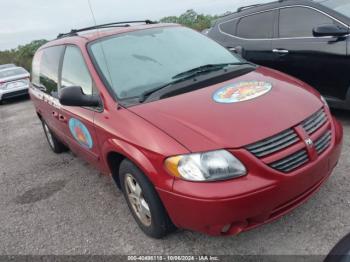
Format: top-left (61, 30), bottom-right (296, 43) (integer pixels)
top-left (101, 138), bottom-right (175, 190)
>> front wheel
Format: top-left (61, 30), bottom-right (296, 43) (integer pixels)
top-left (119, 159), bottom-right (176, 238)
top-left (42, 120), bottom-right (68, 153)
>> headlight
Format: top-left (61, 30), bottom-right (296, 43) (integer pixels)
top-left (321, 96), bottom-right (329, 108)
top-left (165, 150), bottom-right (246, 182)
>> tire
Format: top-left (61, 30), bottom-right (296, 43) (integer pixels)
top-left (42, 120), bottom-right (68, 154)
top-left (119, 159), bottom-right (176, 238)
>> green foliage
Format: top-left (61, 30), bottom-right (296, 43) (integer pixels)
top-left (160, 9), bottom-right (220, 31)
top-left (0, 39), bottom-right (47, 72)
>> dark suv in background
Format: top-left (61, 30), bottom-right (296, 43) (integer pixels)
top-left (208, 0), bottom-right (350, 110)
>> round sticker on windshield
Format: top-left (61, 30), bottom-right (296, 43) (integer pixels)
top-left (213, 81), bottom-right (272, 104)
top-left (68, 118), bottom-right (93, 149)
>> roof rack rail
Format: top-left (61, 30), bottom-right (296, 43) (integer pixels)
top-left (57, 20), bottom-right (157, 39)
top-left (237, 4), bottom-right (262, 12)
top-left (236, 0), bottom-right (289, 13)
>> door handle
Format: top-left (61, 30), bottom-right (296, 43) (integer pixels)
top-left (52, 111), bottom-right (59, 119)
top-left (58, 114), bottom-right (67, 123)
top-left (272, 49), bottom-right (289, 54)
top-left (228, 46), bottom-right (245, 56)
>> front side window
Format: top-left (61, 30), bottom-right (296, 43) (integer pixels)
top-left (317, 0), bottom-right (350, 18)
top-left (39, 46), bottom-right (64, 97)
top-left (89, 26), bottom-right (241, 100)
top-left (61, 46), bottom-right (92, 95)
top-left (236, 11), bottom-right (275, 39)
top-left (279, 7), bottom-right (341, 38)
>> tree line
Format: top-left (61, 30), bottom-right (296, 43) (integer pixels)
top-left (0, 40), bottom-right (47, 73)
top-left (0, 9), bottom-right (224, 73)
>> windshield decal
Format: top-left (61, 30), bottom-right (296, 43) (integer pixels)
top-left (68, 118), bottom-right (93, 149)
top-left (213, 81), bottom-right (272, 104)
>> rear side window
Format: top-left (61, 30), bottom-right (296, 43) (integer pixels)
top-left (61, 46), bottom-right (92, 95)
top-left (32, 51), bottom-right (41, 87)
top-left (39, 46), bottom-right (64, 97)
top-left (279, 7), bottom-right (339, 38)
top-left (236, 11), bottom-right (275, 39)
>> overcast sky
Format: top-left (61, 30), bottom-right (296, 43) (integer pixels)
top-left (0, 0), bottom-right (271, 50)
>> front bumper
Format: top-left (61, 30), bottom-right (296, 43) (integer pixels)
top-left (0, 85), bottom-right (29, 101)
top-left (157, 117), bottom-right (343, 236)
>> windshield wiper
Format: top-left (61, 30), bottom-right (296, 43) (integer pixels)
top-left (138, 62), bottom-right (252, 103)
top-left (172, 62), bottom-right (251, 80)
top-left (139, 81), bottom-right (177, 103)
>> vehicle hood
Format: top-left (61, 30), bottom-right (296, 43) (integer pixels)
top-left (129, 67), bottom-right (323, 152)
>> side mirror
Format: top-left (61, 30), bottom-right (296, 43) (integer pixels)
top-left (313, 24), bottom-right (349, 37)
top-left (59, 86), bottom-right (100, 107)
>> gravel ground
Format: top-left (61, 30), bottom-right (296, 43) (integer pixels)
top-left (0, 97), bottom-right (349, 256)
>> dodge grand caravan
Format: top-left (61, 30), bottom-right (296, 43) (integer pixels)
top-left (29, 21), bottom-right (343, 238)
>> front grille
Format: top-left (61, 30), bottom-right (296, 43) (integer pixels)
top-left (302, 109), bottom-right (327, 135)
top-left (246, 108), bottom-right (332, 173)
top-left (270, 149), bottom-right (309, 173)
top-left (246, 129), bottom-right (299, 158)
top-left (315, 130), bottom-right (332, 155)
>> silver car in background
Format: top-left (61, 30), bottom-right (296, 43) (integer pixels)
top-left (0, 66), bottom-right (30, 103)
top-left (0, 64), bottom-right (16, 70)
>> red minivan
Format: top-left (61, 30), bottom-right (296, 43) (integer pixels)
top-left (29, 21), bottom-right (343, 238)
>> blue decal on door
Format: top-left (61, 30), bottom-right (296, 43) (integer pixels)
top-left (68, 118), bottom-right (93, 149)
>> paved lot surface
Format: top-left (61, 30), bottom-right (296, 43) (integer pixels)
top-left (0, 97), bottom-right (349, 256)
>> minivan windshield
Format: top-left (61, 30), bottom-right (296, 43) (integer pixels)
top-left (317, 0), bottom-right (350, 18)
top-left (89, 26), bottom-right (242, 100)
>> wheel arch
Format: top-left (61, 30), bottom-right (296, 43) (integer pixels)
top-left (106, 151), bottom-right (125, 189)
top-left (103, 138), bottom-right (163, 189)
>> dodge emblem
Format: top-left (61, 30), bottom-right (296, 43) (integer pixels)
top-left (305, 138), bottom-right (314, 147)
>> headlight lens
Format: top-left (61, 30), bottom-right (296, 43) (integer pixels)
top-left (165, 150), bottom-right (247, 182)
top-left (321, 96), bottom-right (329, 108)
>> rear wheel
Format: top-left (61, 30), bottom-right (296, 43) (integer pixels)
top-left (42, 120), bottom-right (68, 153)
top-left (119, 159), bottom-right (176, 238)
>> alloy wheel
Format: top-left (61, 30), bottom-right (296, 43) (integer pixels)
top-left (124, 173), bottom-right (152, 226)
top-left (44, 123), bottom-right (55, 148)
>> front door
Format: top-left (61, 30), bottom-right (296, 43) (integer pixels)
top-left (271, 6), bottom-right (349, 100)
top-left (57, 45), bottom-right (101, 168)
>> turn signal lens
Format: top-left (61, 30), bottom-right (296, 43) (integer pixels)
top-left (164, 156), bottom-right (182, 178)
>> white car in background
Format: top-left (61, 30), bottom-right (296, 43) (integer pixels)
top-left (0, 66), bottom-right (30, 104)
top-left (0, 64), bottom-right (16, 70)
